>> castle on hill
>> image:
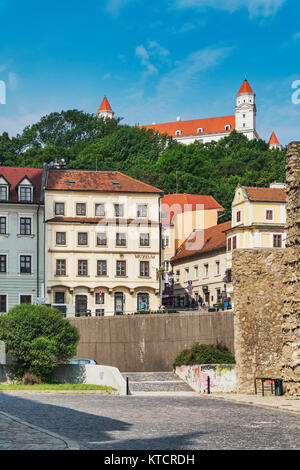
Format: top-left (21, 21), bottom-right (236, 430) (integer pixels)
top-left (97, 79), bottom-right (282, 150)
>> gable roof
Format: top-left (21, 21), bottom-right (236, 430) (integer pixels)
top-left (244, 186), bottom-right (286, 202)
top-left (140, 115), bottom-right (236, 139)
top-left (45, 169), bottom-right (163, 194)
top-left (0, 166), bottom-right (43, 202)
top-left (161, 193), bottom-right (224, 225)
top-left (172, 220), bottom-right (232, 263)
top-left (237, 79), bottom-right (254, 95)
top-left (98, 96), bottom-right (112, 112)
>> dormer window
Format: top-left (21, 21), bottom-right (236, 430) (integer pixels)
top-left (0, 186), bottom-right (8, 201)
top-left (175, 130), bottom-right (181, 136)
top-left (197, 128), bottom-right (203, 134)
top-left (17, 177), bottom-right (34, 202)
top-left (225, 124), bottom-right (231, 131)
top-left (19, 186), bottom-right (32, 202)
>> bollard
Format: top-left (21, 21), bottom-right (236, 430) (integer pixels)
top-left (207, 376), bottom-right (211, 394)
top-left (126, 377), bottom-right (130, 395)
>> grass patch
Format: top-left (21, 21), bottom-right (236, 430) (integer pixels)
top-left (0, 383), bottom-right (117, 391)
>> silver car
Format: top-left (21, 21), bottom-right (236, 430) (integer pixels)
top-left (68, 358), bottom-right (98, 365)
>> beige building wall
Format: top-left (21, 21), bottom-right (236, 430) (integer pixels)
top-left (45, 191), bottom-right (161, 316)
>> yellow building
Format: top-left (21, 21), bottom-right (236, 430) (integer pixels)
top-left (44, 168), bottom-right (163, 316)
top-left (225, 182), bottom-right (286, 300)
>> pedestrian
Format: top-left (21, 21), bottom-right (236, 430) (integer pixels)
top-left (198, 296), bottom-right (203, 312)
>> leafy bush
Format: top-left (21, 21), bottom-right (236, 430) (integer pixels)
top-left (0, 304), bottom-right (80, 382)
top-left (173, 342), bottom-right (235, 368)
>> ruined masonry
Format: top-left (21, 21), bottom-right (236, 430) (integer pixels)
top-left (233, 141), bottom-right (300, 396)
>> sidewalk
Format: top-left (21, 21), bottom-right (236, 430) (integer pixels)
top-left (206, 393), bottom-right (300, 413)
top-left (0, 410), bottom-right (80, 450)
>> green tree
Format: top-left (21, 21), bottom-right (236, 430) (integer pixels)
top-left (0, 304), bottom-right (80, 382)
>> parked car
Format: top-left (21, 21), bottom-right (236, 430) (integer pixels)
top-left (68, 358), bottom-right (98, 365)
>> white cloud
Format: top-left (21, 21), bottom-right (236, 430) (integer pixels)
top-left (293, 32), bottom-right (300, 41)
top-left (135, 45), bottom-right (158, 75)
top-left (105, 0), bottom-right (133, 15)
top-left (148, 41), bottom-right (170, 57)
top-left (175, 0), bottom-right (287, 17)
top-left (8, 72), bottom-right (19, 90)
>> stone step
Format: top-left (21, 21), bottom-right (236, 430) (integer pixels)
top-left (122, 371), bottom-right (194, 393)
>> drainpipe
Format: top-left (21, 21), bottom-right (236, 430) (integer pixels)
top-left (37, 203), bottom-right (40, 299)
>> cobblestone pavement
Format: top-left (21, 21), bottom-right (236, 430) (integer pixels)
top-left (0, 392), bottom-right (299, 450)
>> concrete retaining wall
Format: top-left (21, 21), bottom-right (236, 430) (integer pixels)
top-left (69, 311), bottom-right (234, 372)
top-left (175, 364), bottom-right (236, 393)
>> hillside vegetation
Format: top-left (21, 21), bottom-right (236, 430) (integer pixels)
top-left (0, 110), bottom-right (286, 219)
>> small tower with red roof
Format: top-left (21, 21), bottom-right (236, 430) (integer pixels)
top-left (97, 96), bottom-right (114, 120)
top-left (235, 79), bottom-right (258, 140)
top-left (268, 132), bottom-right (282, 150)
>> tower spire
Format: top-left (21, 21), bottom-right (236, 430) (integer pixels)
top-left (97, 96), bottom-right (114, 119)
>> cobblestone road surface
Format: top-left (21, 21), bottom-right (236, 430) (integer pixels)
top-left (0, 392), bottom-right (299, 450)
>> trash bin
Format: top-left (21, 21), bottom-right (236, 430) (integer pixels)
top-left (274, 379), bottom-right (284, 396)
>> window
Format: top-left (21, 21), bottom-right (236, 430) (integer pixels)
top-left (95, 309), bottom-right (104, 317)
top-left (194, 266), bottom-right (198, 279)
top-left (236, 211), bottom-right (241, 223)
top-left (227, 238), bottom-right (232, 251)
top-left (76, 203), bottom-right (86, 216)
top-left (175, 130), bottom-right (181, 136)
top-left (56, 259), bottom-right (66, 276)
top-left (19, 186), bottom-right (32, 202)
top-left (20, 217), bottom-right (31, 235)
top-left (78, 260), bottom-right (88, 276)
top-left (20, 295), bottom-right (32, 304)
top-left (116, 260), bottom-right (126, 276)
top-left (204, 264), bottom-right (209, 277)
top-left (95, 292), bottom-right (105, 304)
top-left (55, 203), bottom-right (65, 215)
top-left (56, 232), bottom-right (66, 245)
top-left (216, 261), bottom-right (220, 276)
top-left (0, 217), bottom-right (6, 234)
top-left (175, 270), bottom-right (180, 283)
top-left (0, 255), bottom-right (7, 273)
top-left (20, 255), bottom-right (31, 274)
top-left (0, 295), bottom-right (7, 313)
top-left (164, 261), bottom-right (170, 272)
top-left (54, 292), bottom-right (65, 304)
top-left (273, 235), bottom-right (282, 248)
top-left (225, 124), bottom-right (231, 131)
top-left (233, 236), bottom-right (237, 250)
top-left (97, 260), bottom-right (107, 276)
top-left (97, 232), bottom-right (107, 246)
top-left (266, 210), bottom-right (273, 220)
top-left (197, 128), bottom-right (203, 134)
top-left (116, 233), bottom-right (126, 246)
top-left (162, 235), bottom-right (170, 248)
top-left (78, 232), bottom-right (88, 245)
top-left (185, 268), bottom-right (189, 281)
top-left (95, 204), bottom-right (105, 217)
top-left (140, 233), bottom-right (150, 247)
top-left (0, 186), bottom-right (7, 201)
top-left (140, 261), bottom-right (149, 277)
top-left (114, 204), bottom-right (124, 217)
top-left (137, 205), bottom-right (147, 218)
top-left (137, 292), bottom-right (149, 311)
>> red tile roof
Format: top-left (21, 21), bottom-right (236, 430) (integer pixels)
top-left (237, 79), bottom-right (254, 95)
top-left (140, 115), bottom-right (235, 138)
top-left (161, 193), bottom-right (225, 225)
top-left (268, 132), bottom-right (280, 145)
top-left (244, 186), bottom-right (286, 202)
top-left (0, 166), bottom-right (43, 202)
top-left (46, 170), bottom-right (163, 194)
top-left (172, 221), bottom-right (232, 262)
top-left (98, 96), bottom-right (112, 112)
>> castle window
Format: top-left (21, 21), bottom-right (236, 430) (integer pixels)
top-left (175, 130), bottom-right (181, 136)
top-left (197, 128), bottom-right (203, 134)
top-left (225, 124), bottom-right (231, 131)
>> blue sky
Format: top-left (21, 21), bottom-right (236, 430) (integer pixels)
top-left (0, 0), bottom-right (300, 144)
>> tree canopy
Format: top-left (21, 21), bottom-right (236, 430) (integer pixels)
top-left (0, 109), bottom-right (286, 219)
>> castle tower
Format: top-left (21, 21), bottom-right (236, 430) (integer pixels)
top-left (268, 132), bottom-right (282, 150)
top-left (97, 96), bottom-right (114, 119)
top-left (235, 79), bottom-right (258, 140)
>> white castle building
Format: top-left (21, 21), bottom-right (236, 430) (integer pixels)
top-left (97, 79), bottom-right (282, 149)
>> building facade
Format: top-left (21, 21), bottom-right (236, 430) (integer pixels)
top-left (44, 168), bottom-right (163, 316)
top-left (171, 221), bottom-right (231, 308)
top-left (0, 167), bottom-right (45, 313)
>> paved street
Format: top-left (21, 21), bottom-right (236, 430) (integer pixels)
top-left (0, 392), bottom-right (299, 450)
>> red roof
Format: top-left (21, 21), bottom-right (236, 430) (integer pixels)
top-left (0, 166), bottom-right (43, 202)
top-left (140, 115), bottom-right (235, 138)
top-left (244, 186), bottom-right (286, 202)
top-left (268, 132), bottom-right (280, 145)
top-left (46, 170), bottom-right (163, 194)
top-left (172, 221), bottom-right (232, 262)
top-left (161, 193), bottom-right (225, 225)
top-left (237, 79), bottom-right (254, 95)
top-left (98, 96), bottom-right (112, 112)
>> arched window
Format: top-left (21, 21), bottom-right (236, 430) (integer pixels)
top-left (137, 292), bottom-right (150, 311)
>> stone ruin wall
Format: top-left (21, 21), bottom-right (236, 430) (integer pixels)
top-left (232, 141), bottom-right (300, 396)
